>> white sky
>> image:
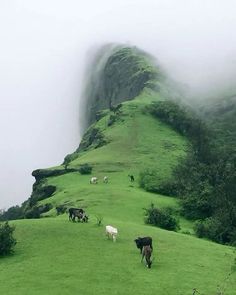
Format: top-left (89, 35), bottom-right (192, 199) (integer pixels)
top-left (1, 0), bottom-right (236, 209)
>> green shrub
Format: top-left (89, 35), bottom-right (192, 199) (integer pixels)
top-left (77, 127), bottom-right (107, 152)
top-left (56, 205), bottom-right (67, 215)
top-left (0, 205), bottom-right (24, 221)
top-left (180, 190), bottom-right (213, 220)
top-left (194, 218), bottom-right (224, 241)
top-left (24, 204), bottom-right (52, 219)
top-left (144, 203), bottom-right (179, 231)
top-left (181, 230), bottom-right (191, 235)
top-left (95, 214), bottom-right (103, 226)
top-left (25, 207), bottom-right (40, 219)
top-left (194, 215), bottom-right (236, 245)
top-left (0, 222), bottom-right (17, 256)
top-left (78, 163), bottom-right (92, 175)
top-left (63, 152), bottom-right (79, 168)
top-left (107, 114), bottom-right (116, 126)
top-left (139, 169), bottom-right (177, 196)
top-left (29, 185), bottom-right (56, 207)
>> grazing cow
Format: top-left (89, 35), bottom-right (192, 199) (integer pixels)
top-left (80, 212), bottom-right (89, 223)
top-left (128, 175), bottom-right (135, 182)
top-left (105, 225), bottom-right (118, 242)
top-left (141, 245), bottom-right (153, 268)
top-left (68, 207), bottom-right (85, 222)
top-left (103, 176), bottom-right (108, 183)
top-left (90, 177), bottom-right (98, 184)
top-left (134, 237), bottom-right (153, 254)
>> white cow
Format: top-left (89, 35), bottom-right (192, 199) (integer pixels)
top-left (105, 225), bottom-right (118, 242)
top-left (103, 176), bottom-right (108, 183)
top-left (90, 177), bottom-right (98, 184)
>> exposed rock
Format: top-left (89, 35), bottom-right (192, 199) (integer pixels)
top-left (82, 45), bottom-right (162, 129)
top-left (32, 168), bottom-right (78, 181)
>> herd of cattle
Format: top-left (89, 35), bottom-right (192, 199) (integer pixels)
top-left (68, 207), bottom-right (154, 269)
top-left (89, 175), bottom-right (135, 184)
top-left (90, 176), bottom-right (108, 184)
top-left (68, 174), bottom-right (153, 268)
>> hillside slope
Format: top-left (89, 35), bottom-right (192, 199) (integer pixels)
top-left (1, 46), bottom-right (236, 295)
top-left (2, 91), bottom-right (236, 295)
top-left (32, 90), bottom-right (189, 220)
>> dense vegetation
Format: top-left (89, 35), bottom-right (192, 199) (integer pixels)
top-left (144, 203), bottom-right (179, 231)
top-left (199, 94), bottom-right (236, 152)
top-left (0, 222), bottom-right (16, 256)
top-left (146, 100), bottom-right (236, 245)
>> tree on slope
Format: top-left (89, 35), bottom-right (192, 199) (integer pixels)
top-left (0, 222), bottom-right (17, 256)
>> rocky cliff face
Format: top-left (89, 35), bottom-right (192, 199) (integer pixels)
top-left (81, 44), bottom-right (163, 129)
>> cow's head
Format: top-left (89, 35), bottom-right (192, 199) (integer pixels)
top-left (134, 237), bottom-right (142, 248)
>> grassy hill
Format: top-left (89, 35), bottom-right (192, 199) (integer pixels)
top-left (1, 89), bottom-right (236, 295)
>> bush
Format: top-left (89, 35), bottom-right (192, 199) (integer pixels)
top-left (77, 127), bottom-right (107, 152)
top-left (95, 214), bottom-right (103, 226)
top-left (180, 190), bottom-right (213, 220)
top-left (194, 218), bottom-right (223, 241)
top-left (194, 213), bottom-right (236, 245)
top-left (78, 163), bottom-right (92, 175)
top-left (63, 152), bottom-right (79, 168)
top-left (24, 204), bottom-right (52, 219)
top-left (144, 203), bottom-right (179, 231)
top-left (107, 114), bottom-right (116, 126)
top-left (56, 204), bottom-right (67, 215)
top-left (24, 206), bottom-right (40, 219)
top-left (29, 185), bottom-right (56, 207)
top-left (0, 205), bottom-right (24, 221)
top-left (139, 169), bottom-right (177, 196)
top-left (0, 222), bottom-right (17, 256)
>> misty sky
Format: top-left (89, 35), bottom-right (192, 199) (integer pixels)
top-left (1, 0), bottom-right (236, 209)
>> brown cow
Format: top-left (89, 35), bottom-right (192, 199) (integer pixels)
top-left (141, 245), bottom-right (153, 268)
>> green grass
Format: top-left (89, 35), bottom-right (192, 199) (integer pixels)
top-left (1, 94), bottom-right (236, 294)
top-left (1, 218), bottom-right (235, 295)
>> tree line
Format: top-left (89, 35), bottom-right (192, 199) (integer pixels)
top-left (145, 100), bottom-right (236, 245)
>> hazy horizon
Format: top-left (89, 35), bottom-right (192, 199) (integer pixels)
top-left (1, 0), bottom-right (236, 209)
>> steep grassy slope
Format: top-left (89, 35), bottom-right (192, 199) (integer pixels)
top-left (38, 91), bottom-right (189, 220)
top-left (1, 92), bottom-right (236, 295)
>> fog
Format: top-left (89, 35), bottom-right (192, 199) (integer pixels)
top-left (1, 0), bottom-right (236, 209)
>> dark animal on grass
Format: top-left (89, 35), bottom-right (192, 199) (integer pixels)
top-left (68, 208), bottom-right (85, 222)
top-left (134, 236), bottom-right (153, 254)
top-left (79, 212), bottom-right (89, 223)
top-left (141, 245), bottom-right (153, 268)
top-left (128, 175), bottom-right (135, 182)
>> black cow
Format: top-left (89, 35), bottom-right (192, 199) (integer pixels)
top-left (128, 175), bottom-right (135, 182)
top-left (68, 208), bottom-right (85, 222)
top-left (134, 237), bottom-right (153, 254)
top-left (80, 212), bottom-right (89, 223)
